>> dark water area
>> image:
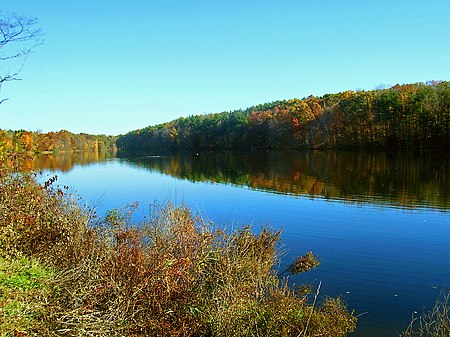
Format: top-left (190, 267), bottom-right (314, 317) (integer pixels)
top-left (29, 150), bottom-right (449, 337)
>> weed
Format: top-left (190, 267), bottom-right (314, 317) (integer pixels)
top-left (399, 292), bottom-right (450, 337)
top-left (0, 158), bottom-right (357, 336)
top-left (0, 163), bottom-right (94, 268)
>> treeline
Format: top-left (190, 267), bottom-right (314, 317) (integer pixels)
top-left (0, 129), bottom-right (116, 156)
top-left (117, 81), bottom-right (450, 153)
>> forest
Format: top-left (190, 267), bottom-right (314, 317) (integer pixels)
top-left (117, 81), bottom-right (450, 153)
top-left (2, 81), bottom-right (449, 158)
top-left (0, 129), bottom-right (116, 156)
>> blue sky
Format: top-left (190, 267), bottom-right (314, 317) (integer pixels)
top-left (1, 0), bottom-right (449, 135)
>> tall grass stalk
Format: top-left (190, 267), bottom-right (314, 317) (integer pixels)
top-left (399, 293), bottom-right (449, 337)
top-left (302, 281), bottom-right (321, 337)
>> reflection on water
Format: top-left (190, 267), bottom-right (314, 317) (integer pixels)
top-left (15, 150), bottom-right (449, 211)
top-left (19, 151), bottom-right (116, 172)
top-left (121, 151), bottom-right (449, 211)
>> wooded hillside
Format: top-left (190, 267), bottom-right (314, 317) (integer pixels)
top-left (117, 81), bottom-right (450, 153)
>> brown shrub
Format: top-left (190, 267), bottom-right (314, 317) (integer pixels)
top-left (0, 158), bottom-right (356, 336)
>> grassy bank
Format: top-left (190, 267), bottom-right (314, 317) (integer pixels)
top-left (0, 159), bottom-right (357, 336)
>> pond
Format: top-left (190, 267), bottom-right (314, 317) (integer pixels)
top-left (27, 150), bottom-right (449, 337)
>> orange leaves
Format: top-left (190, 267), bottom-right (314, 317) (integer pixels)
top-left (19, 132), bottom-right (34, 151)
top-left (248, 109), bottom-right (274, 125)
top-left (1, 129), bottom-right (115, 156)
top-left (292, 117), bottom-right (301, 129)
top-left (248, 97), bottom-right (325, 132)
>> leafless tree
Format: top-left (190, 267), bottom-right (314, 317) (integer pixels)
top-left (0, 12), bottom-right (42, 104)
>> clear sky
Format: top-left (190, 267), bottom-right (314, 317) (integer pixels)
top-left (1, 0), bottom-right (449, 135)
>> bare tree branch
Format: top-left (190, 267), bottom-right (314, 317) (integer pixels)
top-left (0, 11), bottom-right (43, 104)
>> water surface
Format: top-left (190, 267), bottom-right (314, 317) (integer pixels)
top-left (29, 150), bottom-right (449, 337)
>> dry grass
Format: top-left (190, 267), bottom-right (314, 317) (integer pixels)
top-left (0, 157), bottom-right (94, 268)
top-left (0, 158), bottom-right (357, 336)
top-left (399, 293), bottom-right (450, 337)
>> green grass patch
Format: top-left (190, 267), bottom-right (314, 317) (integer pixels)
top-left (0, 257), bottom-right (53, 291)
top-left (0, 257), bottom-right (53, 336)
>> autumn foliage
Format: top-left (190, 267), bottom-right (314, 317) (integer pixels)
top-left (117, 81), bottom-right (450, 153)
top-left (0, 129), bottom-right (116, 157)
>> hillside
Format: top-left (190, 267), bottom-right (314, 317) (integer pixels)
top-left (117, 81), bottom-right (450, 153)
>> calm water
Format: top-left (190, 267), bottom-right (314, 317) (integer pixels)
top-left (28, 151), bottom-right (449, 337)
